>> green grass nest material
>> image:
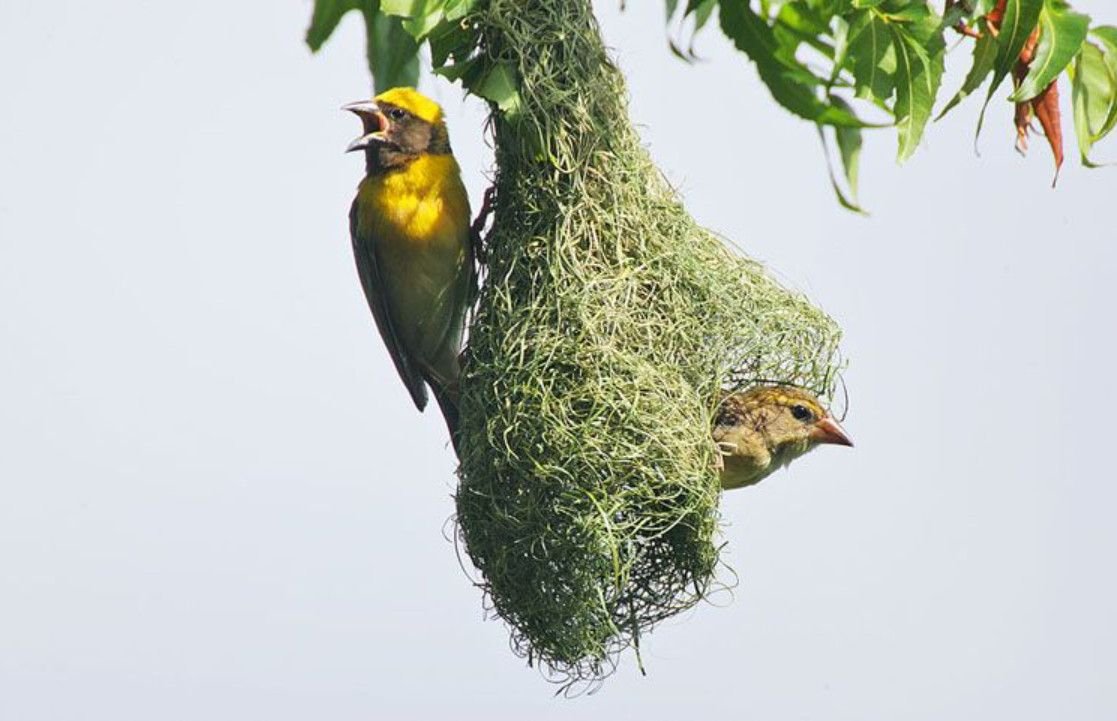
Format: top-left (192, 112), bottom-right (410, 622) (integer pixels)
top-left (455, 0), bottom-right (842, 686)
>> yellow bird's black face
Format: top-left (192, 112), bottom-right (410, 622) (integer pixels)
top-left (714, 385), bottom-right (852, 490)
top-left (343, 91), bottom-right (451, 174)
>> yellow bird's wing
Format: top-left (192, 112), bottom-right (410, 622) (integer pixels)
top-left (349, 198), bottom-right (430, 411)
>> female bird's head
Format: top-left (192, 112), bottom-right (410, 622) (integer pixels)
top-left (714, 385), bottom-right (852, 490)
top-left (343, 87), bottom-right (451, 171)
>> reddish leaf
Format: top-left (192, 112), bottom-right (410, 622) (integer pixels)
top-left (1019, 25), bottom-right (1040, 64)
top-left (987, 0), bottom-right (1007, 30)
top-left (1011, 23), bottom-right (1065, 184)
top-left (1032, 80), bottom-right (1065, 184)
top-left (1013, 27), bottom-right (1041, 154)
top-left (1014, 88), bottom-right (1034, 153)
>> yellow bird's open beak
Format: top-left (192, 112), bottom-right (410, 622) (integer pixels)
top-left (342, 100), bottom-right (389, 153)
top-left (811, 416), bottom-right (854, 447)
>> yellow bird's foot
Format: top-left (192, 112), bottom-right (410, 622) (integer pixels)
top-left (470, 185), bottom-right (496, 264)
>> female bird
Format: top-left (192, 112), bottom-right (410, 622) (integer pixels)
top-left (344, 88), bottom-right (474, 446)
top-left (714, 385), bottom-right (852, 490)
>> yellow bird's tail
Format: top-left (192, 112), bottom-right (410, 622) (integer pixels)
top-left (430, 381), bottom-right (461, 454)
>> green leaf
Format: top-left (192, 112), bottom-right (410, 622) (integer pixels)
top-left (719, 0), bottom-right (869, 127)
top-left (774, 2), bottom-right (836, 58)
top-left (1012, 0), bottom-right (1090, 102)
top-left (668, 0), bottom-right (718, 61)
top-left (886, 3), bottom-right (938, 25)
top-left (776, 2), bottom-right (832, 38)
top-left (889, 21), bottom-right (945, 161)
top-left (1076, 43), bottom-right (1115, 135)
top-left (1092, 26), bottom-right (1117, 142)
top-left (977, 0), bottom-right (1043, 134)
top-left (846, 9), bottom-right (896, 104)
top-left (402, 11), bottom-right (446, 39)
top-left (307, 0), bottom-right (422, 90)
top-left (829, 14), bottom-right (851, 79)
top-left (442, 0), bottom-right (476, 21)
top-left (428, 14), bottom-right (478, 67)
top-left (366, 9), bottom-right (420, 92)
top-left (818, 95), bottom-right (866, 213)
top-left (380, 0), bottom-right (427, 15)
top-left (381, 0), bottom-right (446, 40)
top-left (433, 56), bottom-right (484, 85)
top-left (937, 30), bottom-right (997, 119)
top-left (834, 105), bottom-right (863, 197)
top-left (1093, 26), bottom-right (1117, 51)
top-left (471, 62), bottom-right (522, 116)
top-left (1070, 41), bottom-right (1117, 164)
top-left (819, 127), bottom-right (867, 214)
top-left (306, 0), bottom-right (362, 52)
top-left (691, 0), bottom-right (718, 32)
top-left (942, 0), bottom-right (969, 28)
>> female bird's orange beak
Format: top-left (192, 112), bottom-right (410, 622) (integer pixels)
top-left (342, 100), bottom-right (389, 152)
top-left (811, 417), bottom-right (854, 447)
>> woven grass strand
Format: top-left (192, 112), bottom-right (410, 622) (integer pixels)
top-left (455, 0), bottom-right (842, 687)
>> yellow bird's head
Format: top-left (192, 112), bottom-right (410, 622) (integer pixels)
top-left (713, 385), bottom-right (852, 490)
top-left (343, 87), bottom-right (451, 172)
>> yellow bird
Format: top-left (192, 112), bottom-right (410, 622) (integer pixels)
top-left (713, 385), bottom-right (852, 490)
top-left (343, 87), bottom-right (474, 447)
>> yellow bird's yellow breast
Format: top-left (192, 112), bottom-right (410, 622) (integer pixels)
top-left (357, 154), bottom-right (470, 249)
top-left (352, 152), bottom-right (473, 372)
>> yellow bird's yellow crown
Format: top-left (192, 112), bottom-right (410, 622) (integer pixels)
top-left (374, 87), bottom-right (445, 126)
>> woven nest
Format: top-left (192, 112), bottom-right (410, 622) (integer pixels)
top-left (455, 0), bottom-right (842, 687)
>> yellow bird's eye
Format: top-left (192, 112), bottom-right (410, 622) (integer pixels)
top-left (388, 107), bottom-right (406, 120)
top-left (790, 404), bottom-right (813, 422)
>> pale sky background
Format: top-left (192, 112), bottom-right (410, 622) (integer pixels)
top-left (2, 1), bottom-right (1116, 719)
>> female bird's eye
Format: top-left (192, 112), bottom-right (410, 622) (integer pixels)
top-left (790, 405), bottom-right (813, 422)
top-left (388, 108), bottom-right (406, 120)
top-left (714, 406), bottom-right (738, 428)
